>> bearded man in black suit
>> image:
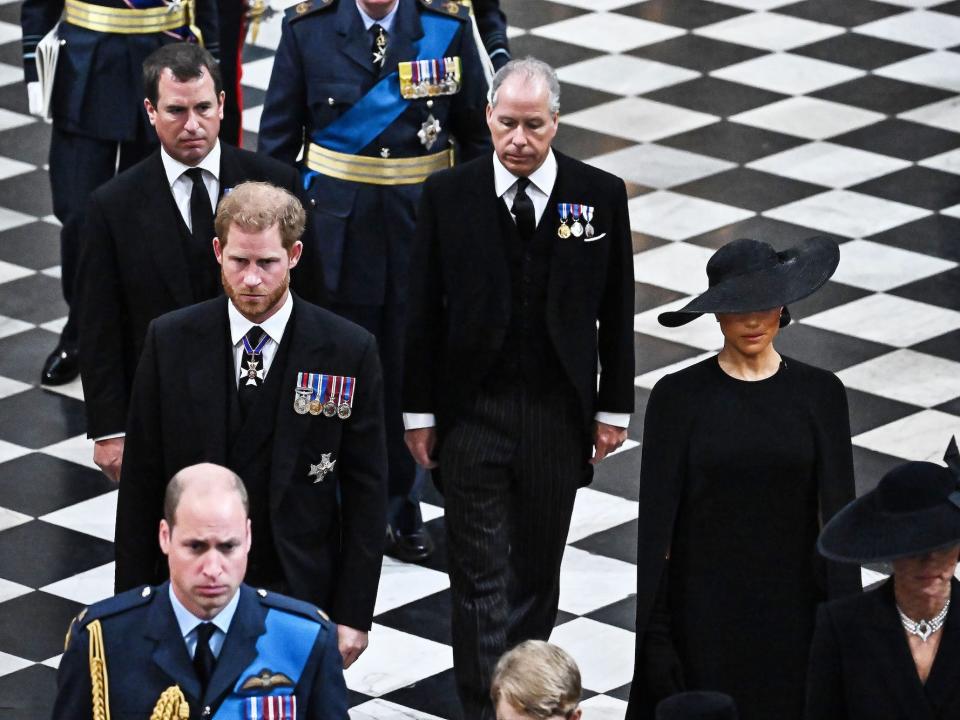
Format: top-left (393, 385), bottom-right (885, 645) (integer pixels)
top-left (403, 57), bottom-right (635, 720)
top-left (116, 181), bottom-right (386, 670)
top-left (77, 43), bottom-right (322, 483)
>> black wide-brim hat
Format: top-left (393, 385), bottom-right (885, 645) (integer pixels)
top-left (656, 692), bottom-right (739, 720)
top-left (658, 236), bottom-right (840, 328)
top-left (818, 437), bottom-right (960, 564)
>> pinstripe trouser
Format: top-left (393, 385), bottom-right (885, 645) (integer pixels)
top-left (440, 385), bottom-right (584, 720)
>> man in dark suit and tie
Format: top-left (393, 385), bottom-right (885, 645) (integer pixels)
top-left (116, 181), bottom-right (387, 668)
top-left (403, 57), bottom-right (635, 719)
top-left (54, 463), bottom-right (347, 719)
top-left (77, 43), bottom-right (321, 483)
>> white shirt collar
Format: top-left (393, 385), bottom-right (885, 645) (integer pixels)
top-left (492, 149), bottom-right (557, 199)
top-left (160, 139), bottom-right (222, 188)
top-left (228, 290), bottom-right (293, 346)
top-left (168, 582), bottom-right (239, 639)
top-left (355, 0), bottom-right (398, 32)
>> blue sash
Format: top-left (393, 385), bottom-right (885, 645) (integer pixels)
top-left (211, 609), bottom-right (321, 720)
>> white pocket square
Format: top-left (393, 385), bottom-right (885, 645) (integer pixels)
top-left (584, 233), bottom-right (606, 243)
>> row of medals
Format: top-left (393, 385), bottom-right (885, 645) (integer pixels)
top-left (294, 390), bottom-right (351, 419)
top-left (558, 218), bottom-right (595, 239)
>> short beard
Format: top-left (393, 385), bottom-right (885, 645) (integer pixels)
top-left (221, 270), bottom-right (290, 322)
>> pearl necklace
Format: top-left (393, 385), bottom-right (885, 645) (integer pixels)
top-left (897, 598), bottom-right (951, 643)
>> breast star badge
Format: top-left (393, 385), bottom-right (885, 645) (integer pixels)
top-left (308, 453), bottom-right (336, 483)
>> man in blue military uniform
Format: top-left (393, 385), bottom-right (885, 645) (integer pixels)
top-left (258, 0), bottom-right (491, 561)
top-left (21, 0), bottom-right (217, 385)
top-left (52, 463), bottom-right (346, 720)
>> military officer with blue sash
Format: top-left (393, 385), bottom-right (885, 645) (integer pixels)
top-left (21, 0), bottom-right (217, 386)
top-left (259, 0), bottom-right (491, 562)
top-left (52, 464), bottom-right (346, 720)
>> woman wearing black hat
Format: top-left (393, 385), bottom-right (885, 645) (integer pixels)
top-left (805, 440), bottom-right (960, 719)
top-left (626, 237), bottom-right (861, 720)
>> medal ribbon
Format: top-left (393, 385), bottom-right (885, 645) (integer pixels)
top-left (327, 376), bottom-right (340, 406)
top-left (558, 203), bottom-right (569, 223)
top-left (241, 332), bottom-right (269, 356)
top-left (584, 205), bottom-right (594, 223)
top-left (572, 205), bottom-right (581, 223)
top-left (342, 377), bottom-right (356, 410)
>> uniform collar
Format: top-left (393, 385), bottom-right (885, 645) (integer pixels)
top-left (228, 290), bottom-right (293, 346)
top-left (492, 149), bottom-right (557, 198)
top-left (168, 582), bottom-right (240, 639)
top-left (160, 139), bottom-right (222, 187)
top-left (355, 0), bottom-right (399, 33)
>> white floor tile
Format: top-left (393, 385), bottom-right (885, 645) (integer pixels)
top-left (0, 155), bottom-right (35, 181)
top-left (0, 577), bottom-right (31, 604)
top-left (832, 239), bottom-right (956, 292)
top-left (563, 98), bottom-right (718, 144)
top-left (374, 557), bottom-right (449, 616)
top-left (920, 147), bottom-right (960, 175)
top-left (0, 259), bottom-right (34, 284)
top-left (549, 618), bottom-right (635, 693)
top-left (707, 0), bottom-right (793, 8)
top-left (712, 53), bottom-right (864, 95)
top-left (567, 488), bottom-right (638, 544)
top-left (856, 9), bottom-right (960, 50)
top-left (547, 0), bottom-right (637, 9)
top-left (696, 12), bottom-right (842, 51)
top-left (634, 300), bottom-right (724, 351)
top-left (242, 104), bottom-right (264, 135)
top-left (239, 56), bottom-right (276, 91)
top-left (803, 293), bottom-right (960, 348)
top-left (635, 352), bottom-right (716, 390)
top-left (0, 20), bottom-right (19, 44)
top-left (580, 694), bottom-right (629, 720)
top-left (557, 55), bottom-right (699, 97)
top-left (40, 562), bottom-right (115, 605)
top-left (39, 317), bottom-right (67, 336)
top-left (0, 109), bottom-right (36, 132)
top-left (875, 50), bottom-right (960, 92)
top-left (40, 266), bottom-right (60, 280)
top-left (0, 651), bottom-right (32, 678)
top-left (747, 141), bottom-right (910, 188)
top-left (40, 490), bottom-right (117, 542)
top-left (42, 376), bottom-right (85, 402)
top-left (0, 506), bottom-right (31, 533)
top-left (633, 242), bottom-right (718, 293)
top-left (0, 375), bottom-right (29, 401)
top-left (731, 97), bottom-right (883, 140)
top-left (349, 699), bottom-right (446, 720)
top-left (589, 144), bottom-right (735, 189)
top-left (344, 624), bottom-right (453, 697)
top-left (763, 190), bottom-right (930, 238)
top-left (531, 13), bottom-right (685, 54)
top-left (0, 63), bottom-right (20, 89)
top-left (420, 501), bottom-right (443, 523)
top-left (899, 96), bottom-right (960, 133)
top-left (628, 191), bottom-right (753, 242)
top-left (0, 315), bottom-right (33, 340)
top-left (247, 4), bottom-right (285, 49)
top-left (41, 655), bottom-right (61, 670)
top-left (558, 547), bottom-right (637, 616)
top-left (943, 202), bottom-right (960, 219)
top-left (853, 409), bottom-right (960, 462)
top-left (0, 439), bottom-right (31, 465)
top-left (39, 434), bottom-right (98, 471)
top-left (608, 439), bottom-right (640, 458)
top-left (838, 349), bottom-right (960, 407)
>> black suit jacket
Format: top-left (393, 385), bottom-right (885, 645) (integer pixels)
top-left (78, 144), bottom-right (324, 438)
top-left (115, 295), bottom-right (387, 630)
top-left (403, 151), bottom-right (634, 442)
top-left (805, 578), bottom-right (960, 719)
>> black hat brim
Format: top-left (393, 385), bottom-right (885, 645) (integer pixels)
top-left (658, 236), bottom-right (839, 327)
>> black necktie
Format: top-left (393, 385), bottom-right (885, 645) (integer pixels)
top-left (193, 622), bottom-right (216, 695)
top-left (512, 177), bottom-right (535, 241)
top-left (184, 167), bottom-right (217, 297)
top-left (239, 325), bottom-right (267, 416)
top-left (371, 23), bottom-right (387, 69)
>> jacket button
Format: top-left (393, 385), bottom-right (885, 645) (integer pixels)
top-left (310, 198), bottom-right (316, 208)
top-left (327, 97), bottom-right (335, 106)
top-left (202, 707), bottom-right (212, 718)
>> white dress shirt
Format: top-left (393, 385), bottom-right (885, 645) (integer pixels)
top-left (160, 139), bottom-right (222, 233)
top-left (168, 583), bottom-right (239, 660)
top-left (229, 291), bottom-right (293, 387)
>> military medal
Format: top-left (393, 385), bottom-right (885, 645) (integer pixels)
top-left (338, 376), bottom-right (356, 419)
top-left (399, 56), bottom-right (463, 99)
top-left (245, 692), bottom-right (298, 720)
top-left (418, 114), bottom-right (441, 150)
top-left (557, 203), bottom-right (571, 239)
top-left (323, 375), bottom-right (339, 417)
top-left (294, 373), bottom-right (312, 415)
top-left (584, 205), bottom-right (595, 238)
top-left (570, 205), bottom-right (584, 238)
top-left (310, 374), bottom-right (327, 416)
top-left (241, 331), bottom-right (269, 387)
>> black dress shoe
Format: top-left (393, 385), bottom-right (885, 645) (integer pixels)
top-left (41, 345), bottom-right (80, 385)
top-left (385, 525), bottom-right (435, 563)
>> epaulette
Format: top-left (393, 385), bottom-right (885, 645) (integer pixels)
top-left (419, 0), bottom-right (469, 21)
top-left (64, 585), bottom-right (156, 651)
top-left (285, 0), bottom-right (334, 23)
top-left (255, 588), bottom-right (330, 624)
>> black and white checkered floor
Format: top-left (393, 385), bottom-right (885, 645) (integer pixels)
top-left (1, 0), bottom-right (960, 717)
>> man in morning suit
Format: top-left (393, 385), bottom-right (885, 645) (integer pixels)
top-left (258, 0), bottom-right (491, 562)
top-left (53, 463), bottom-right (346, 719)
top-left (78, 43), bottom-right (322, 484)
top-left (403, 58), bottom-right (635, 719)
top-left (21, 0), bottom-right (217, 386)
top-left (116, 182), bottom-right (387, 668)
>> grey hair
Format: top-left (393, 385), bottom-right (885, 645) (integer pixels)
top-left (488, 56), bottom-right (561, 115)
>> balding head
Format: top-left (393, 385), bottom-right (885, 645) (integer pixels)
top-left (164, 463), bottom-right (249, 527)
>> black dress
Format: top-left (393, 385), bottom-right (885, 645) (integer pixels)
top-left (627, 356), bottom-right (860, 720)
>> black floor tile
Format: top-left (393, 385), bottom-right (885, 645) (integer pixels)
top-left (498, 0), bottom-right (587, 28)
top-left (635, 282), bottom-right (686, 314)
top-left (793, 32), bottom-right (927, 70)
top-left (590, 445), bottom-right (641, 503)
top-left (617, 0), bottom-right (747, 28)
top-left (777, 0), bottom-right (908, 26)
top-left (844, 388), bottom-right (923, 436)
top-left (911, 328), bottom-right (960, 364)
top-left (0, 591), bottom-right (82, 662)
top-left (687, 215), bottom-right (823, 250)
top-left (0, 169), bottom-right (52, 218)
top-left (674, 168), bottom-right (825, 212)
top-left (935, 396), bottom-right (960, 416)
top-left (0, 387), bottom-right (86, 449)
top-left (240, 86), bottom-right (266, 110)
top-left (0, 664), bottom-right (58, 720)
top-left (661, 121), bottom-right (806, 163)
top-left (583, 595), bottom-right (637, 633)
top-left (0, 521), bottom-right (113, 587)
top-left (776, 323), bottom-right (891, 373)
top-left (0, 454), bottom-right (111, 516)
top-left (0, 122), bottom-right (52, 168)
top-left (812, 75), bottom-right (954, 115)
top-left (0, 83), bottom-right (31, 117)
top-left (572, 519), bottom-right (637, 565)
top-left (510, 34), bottom-right (604, 71)
top-left (558, 82), bottom-right (622, 116)
top-left (891, 266), bottom-right (960, 310)
top-left (629, 34), bottom-right (766, 73)
top-left (375, 590), bottom-right (452, 646)
top-left (553, 124), bottom-right (636, 159)
top-left (851, 166), bottom-right (960, 211)
top-left (380, 669), bottom-right (464, 720)
top-left (852, 446), bottom-right (906, 495)
top-left (239, 43), bottom-right (275, 63)
top-left (831, 119), bottom-right (960, 162)
top-left (607, 683), bottom-right (634, 702)
top-left (868, 214), bottom-right (960, 262)
top-left (634, 333), bottom-right (706, 376)
top-left (644, 77), bottom-right (788, 118)
top-left (0, 41), bottom-right (23, 69)
top-left (934, 0), bottom-right (960, 15)
top-left (0, 5), bottom-right (21, 24)
top-left (632, 232), bottom-right (671, 254)
top-left (627, 386), bottom-right (653, 441)
top-left (0, 273), bottom-right (67, 324)
top-left (0, 221), bottom-right (61, 270)
top-left (0, 328), bottom-right (57, 386)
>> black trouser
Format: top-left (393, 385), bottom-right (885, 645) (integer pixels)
top-left (440, 386), bottom-right (583, 720)
top-left (49, 126), bottom-right (154, 346)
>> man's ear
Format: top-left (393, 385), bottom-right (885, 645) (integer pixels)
top-left (159, 519), bottom-right (171, 556)
top-left (213, 237), bottom-right (224, 265)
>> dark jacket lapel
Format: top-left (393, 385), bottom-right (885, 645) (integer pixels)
top-left (204, 585), bottom-right (266, 707)
top-left (218, 143), bottom-right (245, 202)
top-left (468, 158), bottom-right (510, 316)
top-left (183, 298), bottom-right (231, 464)
top-left (546, 151), bottom-right (580, 302)
top-left (146, 582), bottom-right (203, 704)
top-left (336, 0), bottom-right (377, 76)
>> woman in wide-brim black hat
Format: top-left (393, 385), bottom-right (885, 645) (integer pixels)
top-left (804, 439), bottom-right (960, 720)
top-left (627, 237), bottom-right (861, 720)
